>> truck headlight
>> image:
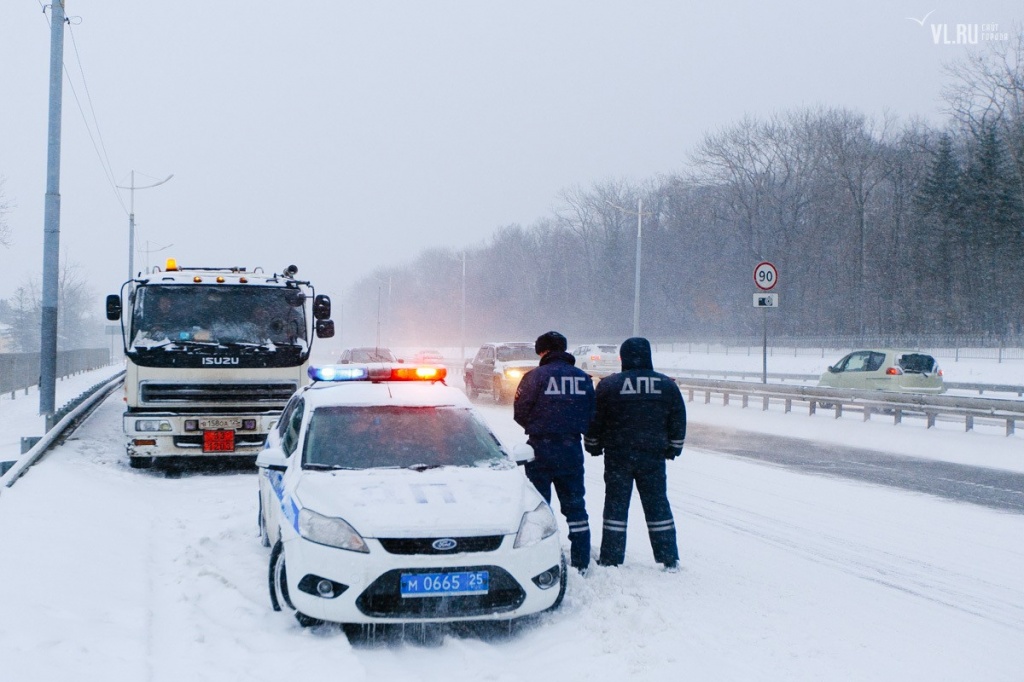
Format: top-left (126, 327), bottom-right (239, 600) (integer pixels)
top-left (505, 368), bottom-right (524, 380)
top-left (299, 508), bottom-right (369, 553)
top-left (135, 419), bottom-right (172, 432)
top-left (514, 502), bottom-right (558, 548)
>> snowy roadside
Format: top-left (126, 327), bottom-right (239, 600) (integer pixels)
top-left (0, 361), bottom-right (126, 462)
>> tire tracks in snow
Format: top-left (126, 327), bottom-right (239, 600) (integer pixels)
top-left (673, 448), bottom-right (1024, 632)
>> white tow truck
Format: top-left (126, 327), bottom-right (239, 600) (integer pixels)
top-left (106, 259), bottom-right (334, 469)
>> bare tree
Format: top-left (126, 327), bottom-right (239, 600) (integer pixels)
top-left (3, 261), bottom-right (98, 352)
top-left (943, 28), bottom-right (1024, 211)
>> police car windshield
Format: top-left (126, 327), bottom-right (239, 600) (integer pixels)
top-left (496, 345), bottom-right (535, 362)
top-left (131, 285), bottom-right (307, 347)
top-left (301, 406), bottom-right (511, 470)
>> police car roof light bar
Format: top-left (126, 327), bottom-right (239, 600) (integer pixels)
top-left (308, 365), bottom-right (447, 383)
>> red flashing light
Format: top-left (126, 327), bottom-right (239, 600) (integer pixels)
top-left (390, 366), bottom-right (447, 382)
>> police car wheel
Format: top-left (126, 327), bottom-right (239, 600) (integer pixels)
top-left (269, 540), bottom-right (292, 612)
top-left (257, 495), bottom-right (270, 548)
top-left (548, 554), bottom-right (568, 611)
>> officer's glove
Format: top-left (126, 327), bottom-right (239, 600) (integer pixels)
top-left (665, 446), bottom-right (683, 460)
top-left (584, 436), bottom-right (603, 457)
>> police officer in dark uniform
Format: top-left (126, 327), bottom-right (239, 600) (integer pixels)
top-left (514, 331), bottom-right (596, 574)
top-left (584, 337), bottom-right (685, 571)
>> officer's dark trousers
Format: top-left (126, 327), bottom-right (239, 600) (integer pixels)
top-left (599, 450), bottom-right (678, 565)
top-left (525, 437), bottom-right (590, 570)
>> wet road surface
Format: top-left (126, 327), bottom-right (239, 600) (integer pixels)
top-left (690, 423), bottom-right (1024, 514)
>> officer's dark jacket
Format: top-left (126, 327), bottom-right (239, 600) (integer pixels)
top-left (584, 338), bottom-right (686, 456)
top-left (514, 351), bottom-right (595, 436)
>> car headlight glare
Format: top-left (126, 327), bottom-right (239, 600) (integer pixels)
top-left (505, 369), bottom-right (523, 379)
top-left (298, 508), bottom-right (369, 553)
top-left (135, 419), bottom-right (172, 432)
top-left (514, 501), bottom-right (558, 548)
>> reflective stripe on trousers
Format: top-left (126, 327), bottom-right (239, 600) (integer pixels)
top-left (599, 451), bottom-right (678, 565)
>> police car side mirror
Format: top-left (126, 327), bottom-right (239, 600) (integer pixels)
top-left (256, 448), bottom-right (288, 472)
top-left (511, 443), bottom-right (534, 465)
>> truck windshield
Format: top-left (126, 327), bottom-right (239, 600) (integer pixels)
top-left (131, 285), bottom-right (308, 348)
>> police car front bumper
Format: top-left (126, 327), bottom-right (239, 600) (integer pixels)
top-left (281, 532), bottom-right (564, 624)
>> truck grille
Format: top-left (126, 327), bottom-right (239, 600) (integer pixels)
top-left (140, 382), bottom-right (297, 405)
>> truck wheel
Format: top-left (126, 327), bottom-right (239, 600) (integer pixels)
top-left (129, 456), bottom-right (153, 470)
top-left (493, 378), bottom-right (506, 404)
top-left (465, 373), bottom-right (478, 399)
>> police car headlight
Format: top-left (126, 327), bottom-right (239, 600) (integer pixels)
top-left (298, 508), bottom-right (369, 553)
top-left (135, 419), bottom-right (172, 432)
top-left (514, 502), bottom-right (558, 548)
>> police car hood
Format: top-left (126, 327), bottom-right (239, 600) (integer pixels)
top-left (295, 466), bottom-right (541, 537)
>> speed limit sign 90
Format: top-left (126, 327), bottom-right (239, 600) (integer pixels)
top-left (754, 262), bottom-right (778, 291)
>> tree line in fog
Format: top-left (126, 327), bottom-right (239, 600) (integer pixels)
top-left (357, 37), bottom-right (1015, 348)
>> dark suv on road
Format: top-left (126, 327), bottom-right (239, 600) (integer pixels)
top-left (463, 342), bottom-right (539, 403)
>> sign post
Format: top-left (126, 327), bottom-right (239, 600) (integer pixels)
top-left (753, 262), bottom-right (779, 384)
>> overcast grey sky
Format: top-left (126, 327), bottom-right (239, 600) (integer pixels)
top-left (1, 1), bottom-right (1021, 306)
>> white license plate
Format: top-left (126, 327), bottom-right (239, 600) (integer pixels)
top-left (199, 418), bottom-right (242, 430)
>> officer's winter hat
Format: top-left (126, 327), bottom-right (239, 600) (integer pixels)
top-left (535, 331), bottom-right (568, 355)
top-left (620, 337), bottom-right (654, 370)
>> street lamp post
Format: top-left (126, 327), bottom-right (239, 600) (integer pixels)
top-left (606, 197), bottom-right (645, 337)
top-left (117, 171), bottom-right (173, 280)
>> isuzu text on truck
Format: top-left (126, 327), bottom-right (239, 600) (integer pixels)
top-left (106, 259), bottom-right (334, 469)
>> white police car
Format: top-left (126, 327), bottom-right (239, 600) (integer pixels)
top-left (257, 363), bottom-right (566, 627)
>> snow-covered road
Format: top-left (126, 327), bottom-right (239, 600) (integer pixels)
top-left (2, 386), bottom-right (1022, 681)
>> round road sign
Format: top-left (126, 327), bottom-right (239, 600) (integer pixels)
top-left (754, 261), bottom-right (778, 291)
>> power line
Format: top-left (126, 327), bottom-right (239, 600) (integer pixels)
top-left (68, 23), bottom-right (126, 214)
top-left (37, 2), bottom-right (128, 215)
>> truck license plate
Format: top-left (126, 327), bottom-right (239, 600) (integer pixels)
top-left (199, 418), bottom-right (242, 430)
top-left (203, 430), bottom-right (235, 452)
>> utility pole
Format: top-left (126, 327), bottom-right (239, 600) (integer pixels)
top-left (39, 0), bottom-right (66, 421)
top-left (460, 251), bottom-right (466, 363)
top-left (605, 197), bottom-right (646, 338)
top-left (632, 196), bottom-right (642, 338)
top-left (117, 171), bottom-right (173, 280)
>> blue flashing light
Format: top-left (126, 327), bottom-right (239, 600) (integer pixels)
top-left (308, 365), bottom-right (368, 382)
